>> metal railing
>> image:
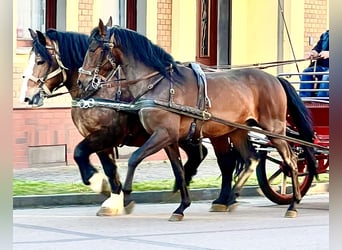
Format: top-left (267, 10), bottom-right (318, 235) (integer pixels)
top-left (278, 72), bottom-right (329, 103)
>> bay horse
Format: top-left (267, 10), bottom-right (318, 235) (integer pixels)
top-left (77, 18), bottom-right (317, 220)
top-left (23, 25), bottom-right (208, 216)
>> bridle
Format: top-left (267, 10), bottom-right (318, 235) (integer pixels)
top-left (78, 31), bottom-right (120, 93)
top-left (77, 31), bottom-right (166, 101)
top-left (28, 40), bottom-right (68, 97)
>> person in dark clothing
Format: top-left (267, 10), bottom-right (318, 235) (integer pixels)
top-left (299, 30), bottom-right (329, 98)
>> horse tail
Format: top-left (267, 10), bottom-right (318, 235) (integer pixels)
top-left (277, 77), bottom-right (317, 176)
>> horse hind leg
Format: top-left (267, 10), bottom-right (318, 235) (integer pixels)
top-left (208, 135), bottom-right (237, 212)
top-left (210, 149), bottom-right (237, 212)
top-left (228, 130), bottom-right (260, 211)
top-left (270, 137), bottom-right (301, 218)
top-left (179, 140), bottom-right (208, 187)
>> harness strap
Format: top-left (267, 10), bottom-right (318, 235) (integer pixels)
top-left (190, 62), bottom-right (211, 108)
top-left (28, 66), bottom-right (64, 84)
top-left (41, 84), bottom-right (53, 96)
top-left (51, 41), bottom-right (69, 70)
top-left (71, 97), bottom-right (329, 152)
top-left (130, 75), bottom-right (165, 104)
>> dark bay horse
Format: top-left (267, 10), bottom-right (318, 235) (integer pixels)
top-left (23, 25), bottom-right (208, 216)
top-left (77, 19), bottom-right (317, 220)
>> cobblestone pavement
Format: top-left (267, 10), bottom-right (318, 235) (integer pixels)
top-left (13, 158), bottom-right (222, 184)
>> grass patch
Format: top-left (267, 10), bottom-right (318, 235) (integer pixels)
top-left (13, 174), bottom-right (328, 196)
top-left (13, 176), bottom-right (230, 196)
top-left (13, 179), bottom-right (92, 196)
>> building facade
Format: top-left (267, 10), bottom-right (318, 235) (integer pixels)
top-left (13, 0), bottom-right (329, 168)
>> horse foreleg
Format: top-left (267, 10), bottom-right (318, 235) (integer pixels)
top-left (74, 139), bottom-right (101, 188)
top-left (122, 128), bottom-right (190, 221)
top-left (74, 132), bottom-right (125, 216)
top-left (96, 149), bottom-right (130, 216)
top-left (97, 191), bottom-right (124, 216)
top-left (122, 128), bottom-right (171, 196)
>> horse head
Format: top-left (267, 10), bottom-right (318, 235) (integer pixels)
top-left (78, 17), bottom-right (181, 93)
top-left (77, 17), bottom-right (122, 93)
top-left (24, 28), bottom-right (67, 106)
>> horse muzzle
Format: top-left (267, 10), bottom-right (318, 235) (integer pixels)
top-left (24, 92), bottom-right (44, 107)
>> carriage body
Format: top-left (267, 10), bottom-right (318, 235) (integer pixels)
top-left (281, 71), bottom-right (329, 170)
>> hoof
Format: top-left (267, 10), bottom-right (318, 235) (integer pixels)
top-left (97, 192), bottom-right (124, 216)
top-left (96, 206), bottom-right (121, 216)
top-left (228, 202), bottom-right (239, 212)
top-left (209, 203), bottom-right (228, 212)
top-left (285, 209), bottom-right (297, 218)
top-left (168, 213), bottom-right (184, 221)
top-left (124, 200), bottom-right (135, 214)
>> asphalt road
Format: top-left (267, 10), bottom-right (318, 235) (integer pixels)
top-left (13, 193), bottom-right (329, 250)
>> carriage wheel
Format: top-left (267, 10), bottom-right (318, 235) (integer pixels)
top-left (256, 148), bottom-right (314, 205)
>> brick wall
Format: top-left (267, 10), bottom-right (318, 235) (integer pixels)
top-left (304, 0), bottom-right (328, 52)
top-left (13, 60), bottom-right (27, 105)
top-left (13, 108), bottom-right (83, 168)
top-left (13, 108), bottom-right (173, 169)
top-left (157, 0), bottom-right (172, 53)
top-left (78, 0), bottom-right (94, 34)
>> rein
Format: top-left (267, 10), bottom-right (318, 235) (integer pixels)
top-left (44, 86), bottom-right (80, 99)
top-left (200, 58), bottom-right (310, 71)
top-left (72, 97), bottom-right (329, 152)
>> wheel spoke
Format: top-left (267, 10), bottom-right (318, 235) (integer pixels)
top-left (268, 168), bottom-right (282, 183)
top-left (256, 147), bottom-right (314, 205)
top-left (280, 174), bottom-right (287, 195)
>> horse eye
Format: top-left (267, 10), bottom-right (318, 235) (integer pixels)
top-left (37, 60), bottom-right (45, 65)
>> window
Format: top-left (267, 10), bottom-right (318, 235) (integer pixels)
top-left (17, 0), bottom-right (47, 40)
top-left (16, 0), bottom-right (135, 48)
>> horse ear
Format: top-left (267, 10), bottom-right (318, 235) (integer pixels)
top-left (106, 16), bottom-right (112, 27)
top-left (98, 18), bottom-right (106, 37)
top-left (36, 30), bottom-right (47, 46)
top-left (28, 28), bottom-right (37, 39)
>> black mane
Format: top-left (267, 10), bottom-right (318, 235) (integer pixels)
top-left (44, 29), bottom-right (89, 70)
top-left (33, 29), bottom-right (88, 69)
top-left (90, 26), bottom-right (183, 80)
